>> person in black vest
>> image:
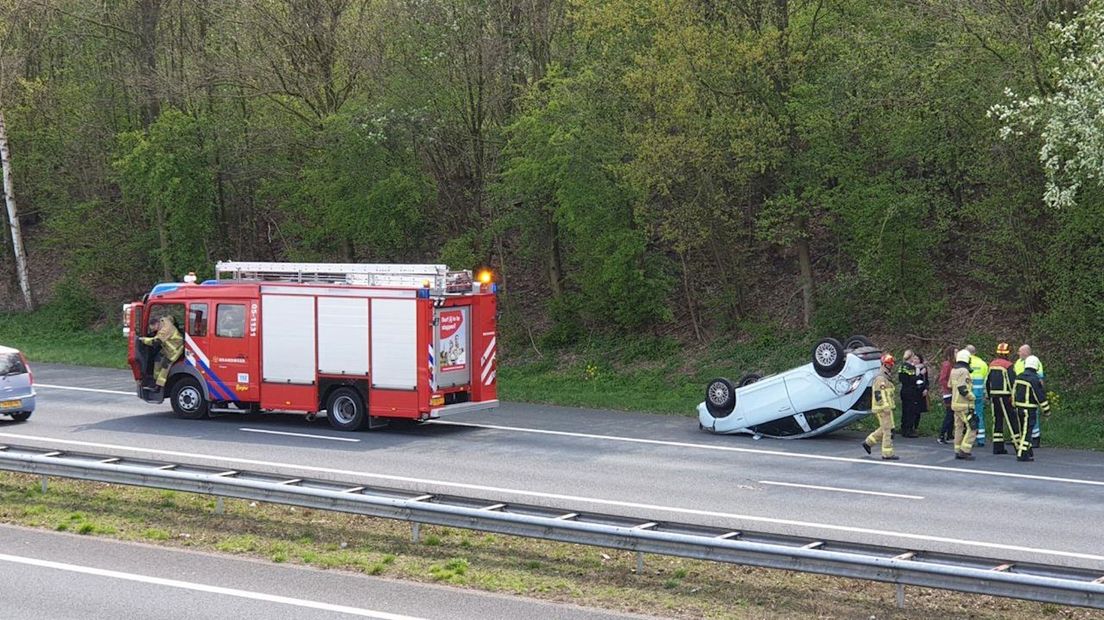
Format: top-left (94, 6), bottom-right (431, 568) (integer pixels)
top-left (898, 350), bottom-right (928, 438)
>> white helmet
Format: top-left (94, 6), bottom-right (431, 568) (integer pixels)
top-left (955, 349), bottom-right (971, 364)
top-left (1024, 355), bottom-right (1041, 371)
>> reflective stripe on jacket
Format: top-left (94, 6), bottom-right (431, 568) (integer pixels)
top-left (871, 372), bottom-right (895, 413)
top-left (950, 365), bottom-right (974, 412)
top-left (1013, 370), bottom-right (1051, 415)
top-left (986, 358), bottom-right (1013, 397)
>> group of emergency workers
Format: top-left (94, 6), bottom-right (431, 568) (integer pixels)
top-left (863, 343), bottom-right (1050, 462)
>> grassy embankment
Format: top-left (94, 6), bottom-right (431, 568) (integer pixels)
top-left (1, 472), bottom-right (1101, 620)
top-left (2, 309), bottom-right (1101, 449)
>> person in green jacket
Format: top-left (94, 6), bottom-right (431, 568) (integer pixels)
top-left (966, 345), bottom-right (988, 447)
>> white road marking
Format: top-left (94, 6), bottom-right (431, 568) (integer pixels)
top-left (0, 552), bottom-right (427, 619)
top-left (35, 383), bottom-right (132, 396)
top-left (240, 428), bottom-right (360, 443)
top-left (1, 431), bottom-right (1102, 564)
top-left (758, 480), bottom-right (924, 500)
top-left (432, 421), bottom-right (1104, 488)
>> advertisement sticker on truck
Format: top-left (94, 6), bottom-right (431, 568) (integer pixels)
top-left (439, 310), bottom-right (467, 372)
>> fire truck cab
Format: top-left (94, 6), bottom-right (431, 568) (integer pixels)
top-left (124, 262), bottom-right (498, 430)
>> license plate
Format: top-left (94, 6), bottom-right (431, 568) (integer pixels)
top-left (0, 400), bottom-right (21, 409)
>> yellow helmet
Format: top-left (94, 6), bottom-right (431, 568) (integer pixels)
top-left (996, 342), bottom-right (1011, 356)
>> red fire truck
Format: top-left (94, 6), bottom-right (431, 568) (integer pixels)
top-left (124, 262), bottom-right (498, 430)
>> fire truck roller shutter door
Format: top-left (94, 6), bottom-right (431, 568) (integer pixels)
top-left (370, 299), bottom-right (417, 390)
top-left (261, 295), bottom-right (317, 384)
top-left (317, 297), bottom-right (369, 375)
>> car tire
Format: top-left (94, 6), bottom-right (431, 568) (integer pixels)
top-left (812, 338), bottom-right (846, 378)
top-left (10, 411), bottom-right (31, 422)
top-left (737, 373), bottom-right (762, 387)
top-left (170, 377), bottom-right (209, 419)
top-left (704, 378), bottom-right (736, 418)
top-left (326, 387), bottom-right (367, 431)
top-left (844, 335), bottom-right (875, 350)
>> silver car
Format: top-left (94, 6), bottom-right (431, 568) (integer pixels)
top-left (0, 345), bottom-right (35, 422)
top-left (698, 336), bottom-right (884, 438)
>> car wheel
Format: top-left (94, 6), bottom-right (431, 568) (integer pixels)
top-left (171, 377), bottom-right (209, 419)
top-left (844, 335), bottom-right (875, 350)
top-left (10, 411), bottom-right (31, 422)
top-left (326, 387), bottom-right (367, 431)
top-left (704, 378), bottom-right (736, 418)
top-left (812, 337), bottom-right (846, 378)
top-left (737, 373), bottom-right (762, 387)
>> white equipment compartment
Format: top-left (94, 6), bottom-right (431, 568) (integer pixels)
top-left (317, 297), bottom-right (369, 375)
top-left (262, 295), bottom-right (317, 384)
top-left (370, 299), bottom-right (417, 390)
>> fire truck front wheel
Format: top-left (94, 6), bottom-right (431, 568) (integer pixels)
top-left (170, 377), bottom-right (209, 419)
top-left (326, 387), bottom-right (367, 431)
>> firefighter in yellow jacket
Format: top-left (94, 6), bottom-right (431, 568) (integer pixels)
top-left (949, 349), bottom-right (977, 461)
top-left (862, 354), bottom-right (899, 460)
top-left (140, 315), bottom-right (184, 389)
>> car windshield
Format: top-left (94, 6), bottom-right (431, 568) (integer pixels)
top-left (0, 352), bottom-right (27, 376)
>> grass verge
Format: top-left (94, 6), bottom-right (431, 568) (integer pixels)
top-left (0, 310), bottom-right (126, 369)
top-left (1, 472), bottom-right (1100, 619)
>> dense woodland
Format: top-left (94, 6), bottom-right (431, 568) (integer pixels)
top-left (1, 0), bottom-right (1102, 378)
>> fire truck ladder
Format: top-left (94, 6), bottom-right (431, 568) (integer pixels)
top-left (0, 443), bottom-right (1101, 609)
top-left (215, 261), bottom-right (472, 292)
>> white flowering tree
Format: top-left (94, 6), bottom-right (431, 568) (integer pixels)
top-left (989, 1), bottom-right (1104, 209)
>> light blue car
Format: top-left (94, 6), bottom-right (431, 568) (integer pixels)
top-left (698, 336), bottom-right (884, 439)
top-left (0, 345), bottom-right (35, 422)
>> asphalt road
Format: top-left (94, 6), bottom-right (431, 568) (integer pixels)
top-left (5, 363), bottom-right (1104, 573)
top-left (0, 525), bottom-right (639, 620)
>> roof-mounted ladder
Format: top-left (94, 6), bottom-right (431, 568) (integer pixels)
top-left (215, 261), bottom-right (474, 292)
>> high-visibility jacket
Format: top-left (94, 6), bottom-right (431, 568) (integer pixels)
top-left (969, 355), bottom-right (988, 389)
top-left (949, 363), bottom-right (974, 412)
top-left (1013, 369), bottom-right (1051, 415)
top-left (1014, 358), bottom-right (1045, 379)
top-left (141, 322), bottom-right (184, 363)
top-left (985, 358), bottom-right (1014, 397)
top-left (871, 371), bottom-right (895, 413)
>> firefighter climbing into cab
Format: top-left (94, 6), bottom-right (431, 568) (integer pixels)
top-left (140, 315), bottom-right (184, 392)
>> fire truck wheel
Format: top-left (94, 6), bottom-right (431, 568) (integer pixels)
top-left (170, 377), bottom-right (209, 419)
top-left (326, 387), bottom-right (367, 431)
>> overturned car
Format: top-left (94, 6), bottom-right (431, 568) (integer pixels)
top-left (698, 336), bottom-right (884, 439)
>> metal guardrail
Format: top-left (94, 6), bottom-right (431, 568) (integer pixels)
top-left (0, 444), bottom-right (1101, 609)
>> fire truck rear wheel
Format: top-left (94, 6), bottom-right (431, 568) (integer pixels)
top-left (171, 377), bottom-right (209, 420)
top-left (326, 387), bottom-right (367, 431)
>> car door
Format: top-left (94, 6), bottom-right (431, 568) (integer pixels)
top-left (783, 365), bottom-right (845, 433)
top-left (734, 375), bottom-right (795, 429)
top-left (205, 300), bottom-right (259, 401)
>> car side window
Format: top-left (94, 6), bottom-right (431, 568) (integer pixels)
top-left (188, 303), bottom-right (208, 337)
top-left (216, 304), bottom-right (245, 338)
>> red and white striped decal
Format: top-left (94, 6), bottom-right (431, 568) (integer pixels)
top-left (428, 344), bottom-right (437, 391)
top-left (480, 337), bottom-right (496, 386)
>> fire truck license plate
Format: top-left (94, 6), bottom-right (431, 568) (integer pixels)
top-left (0, 400), bottom-right (20, 409)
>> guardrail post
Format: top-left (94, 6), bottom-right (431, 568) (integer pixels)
top-left (39, 475), bottom-right (47, 494)
top-left (636, 551), bottom-right (644, 574)
top-left (411, 522), bottom-right (421, 544)
top-left (896, 583), bottom-right (906, 608)
top-left (215, 497), bottom-right (224, 515)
